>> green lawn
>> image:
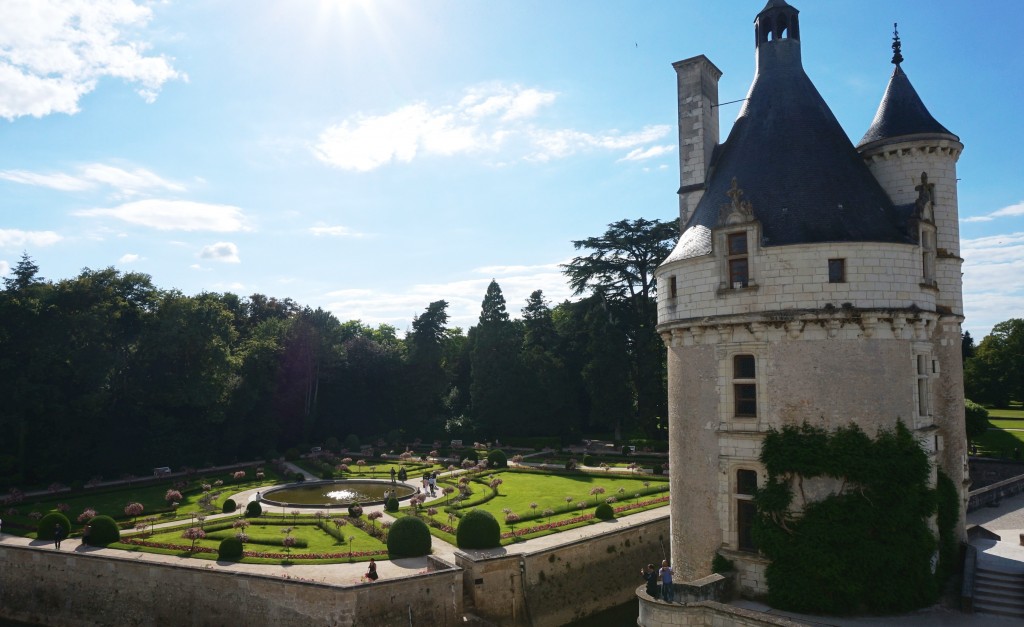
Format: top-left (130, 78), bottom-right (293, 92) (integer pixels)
top-left (120, 514), bottom-right (387, 564)
top-left (988, 408), bottom-right (1024, 420)
top-left (403, 469), bottom-right (669, 545)
top-left (3, 467), bottom-right (283, 537)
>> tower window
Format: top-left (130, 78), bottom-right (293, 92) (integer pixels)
top-left (736, 469), bottom-right (758, 552)
top-left (917, 354), bottom-right (930, 417)
top-left (733, 355), bottom-right (757, 417)
top-left (727, 232), bottom-right (749, 288)
top-left (668, 276), bottom-right (677, 299)
top-left (921, 228), bottom-right (936, 284)
top-left (828, 259), bottom-right (846, 283)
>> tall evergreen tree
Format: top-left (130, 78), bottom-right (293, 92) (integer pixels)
top-left (469, 281), bottom-right (522, 438)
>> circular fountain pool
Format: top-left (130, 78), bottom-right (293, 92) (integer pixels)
top-left (261, 480), bottom-right (416, 508)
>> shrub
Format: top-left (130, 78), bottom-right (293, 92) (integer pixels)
top-left (321, 468), bottom-right (335, 479)
top-left (37, 512), bottom-right (72, 540)
top-left (486, 449), bottom-right (508, 469)
top-left (222, 498), bottom-right (237, 514)
top-left (565, 459), bottom-right (577, 471)
top-left (397, 467), bottom-right (408, 482)
top-left (712, 553), bottom-right (735, 573)
top-left (965, 399), bottom-right (990, 441)
top-left (385, 497), bottom-right (399, 512)
top-left (284, 448), bottom-right (300, 461)
top-left (387, 516), bottom-right (432, 558)
top-left (456, 509), bottom-right (500, 549)
top-left (293, 473), bottom-right (306, 482)
top-left (85, 515), bottom-right (120, 545)
top-left (460, 449), bottom-right (479, 463)
top-left (218, 537), bottom-right (244, 561)
top-left (582, 454), bottom-right (596, 467)
top-left (595, 503), bottom-right (615, 520)
top-left (621, 445), bottom-right (631, 456)
top-left (245, 501), bottom-right (262, 517)
top-left (348, 504), bottom-right (363, 518)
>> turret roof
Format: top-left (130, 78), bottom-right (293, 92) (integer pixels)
top-left (857, 64), bottom-right (958, 147)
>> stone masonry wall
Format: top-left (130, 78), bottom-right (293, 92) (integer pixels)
top-left (456, 515), bottom-right (670, 627)
top-left (0, 544), bottom-right (463, 627)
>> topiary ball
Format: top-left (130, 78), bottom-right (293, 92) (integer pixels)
top-left (456, 509), bottom-right (501, 549)
top-left (595, 503), bottom-right (615, 520)
top-left (385, 497), bottom-right (399, 512)
top-left (218, 537), bottom-right (244, 561)
top-left (397, 467), bottom-right (408, 482)
top-left (37, 512), bottom-right (72, 541)
top-left (222, 498), bottom-right (237, 514)
top-left (85, 515), bottom-right (120, 545)
top-left (486, 449), bottom-right (508, 469)
top-left (582, 454), bottom-right (596, 467)
top-left (245, 501), bottom-right (263, 517)
top-left (461, 449), bottom-right (479, 463)
top-left (348, 504), bottom-right (363, 518)
top-left (387, 516), bottom-right (432, 558)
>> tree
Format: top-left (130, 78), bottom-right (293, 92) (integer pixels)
top-left (562, 217), bottom-right (679, 437)
top-left (469, 281), bottom-right (523, 437)
top-left (405, 301), bottom-right (452, 432)
top-left (965, 319), bottom-right (1024, 408)
top-left (964, 400), bottom-right (990, 441)
top-left (2, 252), bottom-right (43, 292)
top-left (961, 331), bottom-right (975, 362)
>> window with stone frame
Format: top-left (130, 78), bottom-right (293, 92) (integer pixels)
top-left (668, 275), bottom-right (677, 299)
top-left (916, 354), bottom-right (930, 417)
top-left (828, 258), bottom-right (846, 283)
top-left (920, 227), bottom-right (936, 285)
top-left (733, 354), bottom-right (757, 418)
top-left (736, 469), bottom-right (758, 552)
top-left (727, 232), bottom-right (749, 288)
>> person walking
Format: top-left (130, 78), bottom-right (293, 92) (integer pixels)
top-left (53, 524), bottom-right (65, 550)
top-left (659, 559), bottom-right (674, 602)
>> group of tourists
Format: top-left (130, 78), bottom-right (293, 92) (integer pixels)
top-left (641, 559), bottom-right (674, 602)
top-left (420, 472), bottom-right (438, 496)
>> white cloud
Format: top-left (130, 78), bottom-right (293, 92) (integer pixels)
top-left (0, 163), bottom-right (185, 196)
top-left (618, 144), bottom-right (675, 162)
top-left (525, 125), bottom-right (671, 162)
top-left (0, 260), bottom-right (9, 277)
top-left (75, 200), bottom-right (250, 232)
top-left (962, 201), bottom-right (1024, 223)
top-left (199, 242), bottom-right (240, 263)
top-left (322, 261), bottom-right (574, 332)
top-left (313, 83), bottom-right (671, 171)
top-left (0, 228), bottom-right (63, 248)
top-left (0, 0), bottom-right (185, 120)
top-left (309, 225), bottom-right (366, 238)
top-left (962, 231), bottom-right (1024, 337)
top-left (118, 253), bottom-right (140, 263)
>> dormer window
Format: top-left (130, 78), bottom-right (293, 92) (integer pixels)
top-left (728, 232), bottom-right (749, 288)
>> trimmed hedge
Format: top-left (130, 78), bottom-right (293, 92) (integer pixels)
top-left (385, 496), bottom-right (399, 512)
top-left (456, 509), bottom-right (500, 549)
top-left (387, 516), bottom-right (432, 558)
top-left (85, 515), bottom-right (120, 545)
top-left (37, 512), bottom-right (71, 541)
top-left (487, 449), bottom-right (508, 468)
top-left (245, 501), bottom-right (262, 517)
top-left (218, 537), bottom-right (244, 561)
top-left (594, 503), bottom-right (614, 520)
top-left (222, 498), bottom-right (237, 513)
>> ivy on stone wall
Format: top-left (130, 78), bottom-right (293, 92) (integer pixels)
top-left (753, 421), bottom-right (954, 615)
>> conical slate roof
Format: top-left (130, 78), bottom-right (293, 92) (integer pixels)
top-left (666, 11), bottom-right (909, 264)
top-left (857, 64), bottom-right (958, 147)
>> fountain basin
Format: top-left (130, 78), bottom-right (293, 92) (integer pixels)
top-left (261, 479), bottom-right (416, 508)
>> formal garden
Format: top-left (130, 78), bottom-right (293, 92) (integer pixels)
top-left (1, 448), bottom-right (670, 565)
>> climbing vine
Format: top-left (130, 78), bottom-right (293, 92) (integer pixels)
top-left (753, 421), bottom-right (955, 615)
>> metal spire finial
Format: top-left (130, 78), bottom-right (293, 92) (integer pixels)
top-left (891, 22), bottom-right (903, 65)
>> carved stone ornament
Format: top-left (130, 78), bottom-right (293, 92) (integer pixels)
top-left (720, 177), bottom-right (756, 225)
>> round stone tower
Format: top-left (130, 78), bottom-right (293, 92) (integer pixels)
top-left (656, 0), bottom-right (967, 596)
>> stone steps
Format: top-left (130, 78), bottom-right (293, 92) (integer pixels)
top-left (974, 567), bottom-right (1024, 619)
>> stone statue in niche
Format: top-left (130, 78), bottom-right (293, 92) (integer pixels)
top-left (915, 172), bottom-right (934, 222)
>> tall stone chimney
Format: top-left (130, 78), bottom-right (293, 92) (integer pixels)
top-left (673, 55), bottom-right (722, 226)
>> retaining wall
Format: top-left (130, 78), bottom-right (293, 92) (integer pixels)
top-left (455, 515), bottom-right (670, 626)
top-left (0, 545), bottom-right (462, 627)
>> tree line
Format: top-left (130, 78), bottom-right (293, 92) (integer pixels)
top-left (963, 319), bottom-right (1024, 409)
top-left (0, 218), bottom-right (678, 487)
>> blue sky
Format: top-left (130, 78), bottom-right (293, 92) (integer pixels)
top-left (1, 0), bottom-right (1021, 339)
